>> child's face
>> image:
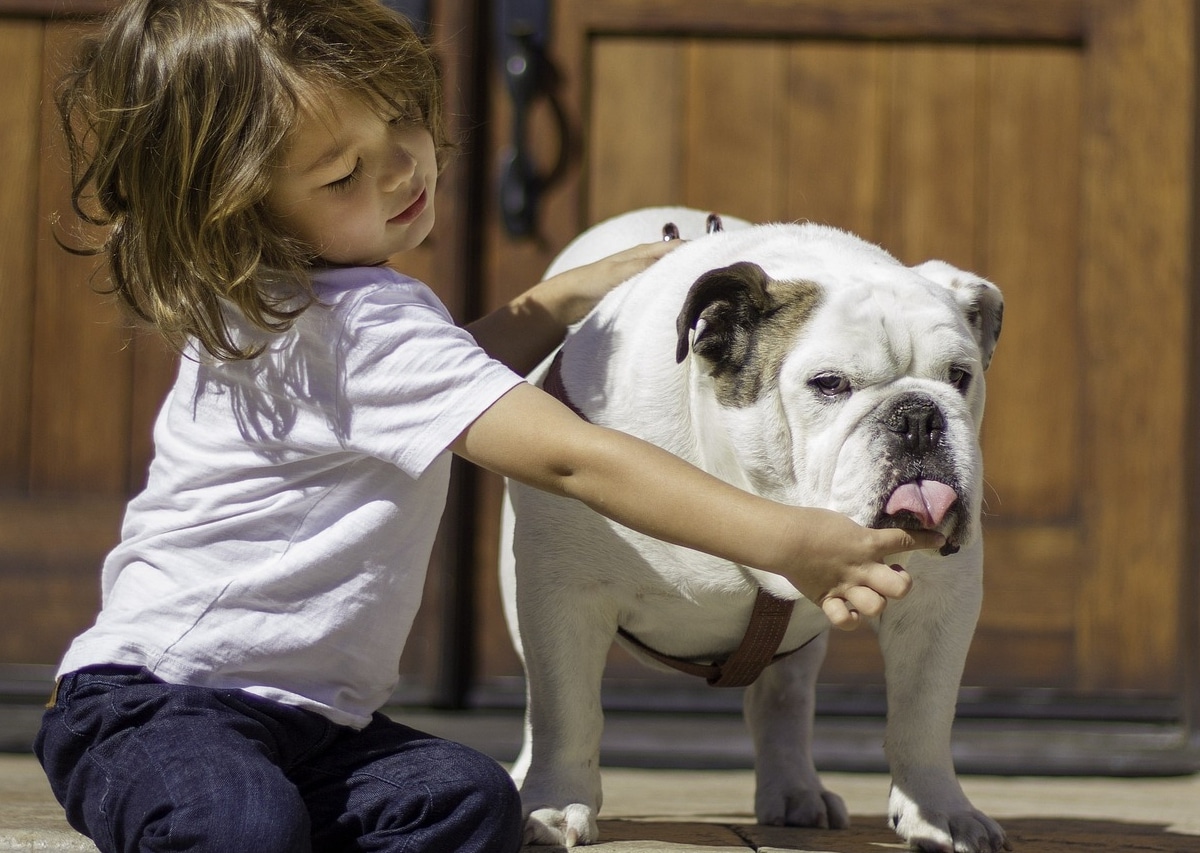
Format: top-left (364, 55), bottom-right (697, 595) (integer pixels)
top-left (267, 92), bottom-right (438, 267)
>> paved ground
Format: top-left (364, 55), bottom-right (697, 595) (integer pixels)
top-left (3, 751), bottom-right (1199, 852)
top-left (3, 700), bottom-right (1197, 852)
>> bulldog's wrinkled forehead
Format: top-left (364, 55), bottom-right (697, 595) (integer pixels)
top-left (795, 278), bottom-right (982, 381)
top-left (684, 255), bottom-right (980, 407)
top-left (668, 220), bottom-right (997, 410)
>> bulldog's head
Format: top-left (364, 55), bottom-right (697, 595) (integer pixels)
top-left (673, 228), bottom-right (1003, 556)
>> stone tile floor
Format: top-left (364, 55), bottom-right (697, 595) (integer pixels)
top-left (3, 753), bottom-right (1199, 852)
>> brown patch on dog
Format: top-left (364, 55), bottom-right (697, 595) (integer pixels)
top-left (676, 262), bottom-right (822, 408)
top-left (718, 279), bottom-right (821, 406)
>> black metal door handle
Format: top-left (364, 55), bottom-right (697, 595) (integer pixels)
top-left (495, 0), bottom-right (566, 238)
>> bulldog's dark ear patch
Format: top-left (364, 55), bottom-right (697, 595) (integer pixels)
top-left (676, 262), bottom-right (821, 407)
top-left (675, 262), bottom-right (773, 365)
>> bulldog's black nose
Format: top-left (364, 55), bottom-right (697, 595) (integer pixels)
top-left (886, 396), bottom-right (945, 455)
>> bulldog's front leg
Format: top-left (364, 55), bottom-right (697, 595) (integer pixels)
top-left (744, 630), bottom-right (850, 829)
top-left (515, 586), bottom-right (616, 847)
top-left (878, 546), bottom-right (1009, 853)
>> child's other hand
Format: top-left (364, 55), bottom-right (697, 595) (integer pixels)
top-left (778, 509), bottom-right (943, 631)
top-left (542, 240), bottom-right (682, 327)
top-left (467, 240), bottom-right (681, 375)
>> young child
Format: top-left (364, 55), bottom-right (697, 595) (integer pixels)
top-left (37, 2), bottom-right (942, 852)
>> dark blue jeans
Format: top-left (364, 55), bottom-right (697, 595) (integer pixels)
top-left (35, 666), bottom-right (522, 853)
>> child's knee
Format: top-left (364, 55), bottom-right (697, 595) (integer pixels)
top-left (454, 743), bottom-right (522, 810)
top-left (440, 744), bottom-right (523, 851)
top-left (372, 740), bottom-right (523, 853)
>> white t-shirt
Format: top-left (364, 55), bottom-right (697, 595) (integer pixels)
top-left (58, 266), bottom-right (525, 728)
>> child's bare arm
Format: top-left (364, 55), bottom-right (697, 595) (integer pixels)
top-left (451, 383), bottom-right (941, 630)
top-left (465, 240), bottom-right (679, 375)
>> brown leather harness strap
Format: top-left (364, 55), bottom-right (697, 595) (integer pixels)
top-left (543, 350), bottom-right (801, 689)
top-left (618, 588), bottom-right (798, 688)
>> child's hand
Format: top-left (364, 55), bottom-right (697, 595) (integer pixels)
top-left (467, 241), bottom-right (681, 375)
top-left (777, 508), bottom-right (943, 631)
top-left (540, 240), bottom-right (682, 327)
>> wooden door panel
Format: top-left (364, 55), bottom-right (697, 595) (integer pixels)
top-left (0, 8), bottom-right (453, 698)
top-left (585, 34), bottom-right (1090, 690)
top-left (0, 20), bottom-right (42, 494)
top-left (477, 0), bottom-right (1196, 709)
top-left (0, 497), bottom-right (119, 663)
top-left (587, 39), bottom-right (685, 221)
top-left (683, 41), bottom-right (791, 222)
top-left (1075, 0), bottom-right (1193, 692)
top-left (980, 47), bottom-right (1083, 519)
top-left (882, 45), bottom-right (981, 265)
top-left (0, 20), bottom-right (167, 671)
top-left (784, 42), bottom-right (886, 240)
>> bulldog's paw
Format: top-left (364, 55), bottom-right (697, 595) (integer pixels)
top-left (524, 804), bottom-right (599, 847)
top-left (756, 784), bottom-right (850, 829)
top-left (888, 787), bottom-right (1009, 853)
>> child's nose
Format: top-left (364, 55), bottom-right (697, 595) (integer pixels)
top-left (381, 145), bottom-right (417, 191)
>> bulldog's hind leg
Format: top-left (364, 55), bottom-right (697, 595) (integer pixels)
top-left (514, 584), bottom-right (616, 847)
top-left (743, 630), bottom-right (850, 829)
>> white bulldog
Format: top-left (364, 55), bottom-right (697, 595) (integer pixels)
top-left (500, 207), bottom-right (1007, 852)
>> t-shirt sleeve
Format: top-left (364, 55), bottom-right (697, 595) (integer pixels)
top-left (333, 277), bottom-right (525, 477)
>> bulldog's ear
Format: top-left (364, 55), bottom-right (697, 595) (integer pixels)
top-left (675, 261), bottom-right (773, 365)
top-left (913, 260), bottom-right (1004, 370)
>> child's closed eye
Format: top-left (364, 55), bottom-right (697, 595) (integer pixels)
top-left (326, 160), bottom-right (362, 192)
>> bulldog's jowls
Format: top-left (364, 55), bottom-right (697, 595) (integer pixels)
top-left (500, 207), bottom-right (1007, 852)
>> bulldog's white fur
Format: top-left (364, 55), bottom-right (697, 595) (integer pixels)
top-left (500, 207), bottom-right (1007, 852)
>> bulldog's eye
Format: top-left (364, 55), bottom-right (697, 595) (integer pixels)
top-left (949, 366), bottom-right (972, 394)
top-left (809, 373), bottom-right (851, 398)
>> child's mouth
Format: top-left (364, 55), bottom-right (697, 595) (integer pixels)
top-left (389, 189), bottom-right (427, 224)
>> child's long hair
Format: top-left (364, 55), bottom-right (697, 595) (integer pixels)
top-left (58, 0), bottom-right (451, 360)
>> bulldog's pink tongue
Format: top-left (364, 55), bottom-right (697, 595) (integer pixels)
top-left (885, 480), bottom-right (957, 529)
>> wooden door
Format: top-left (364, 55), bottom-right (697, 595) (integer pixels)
top-left (473, 0), bottom-right (1200, 735)
top-left (0, 1), bottom-right (481, 708)
top-left (0, 10), bottom-right (149, 682)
